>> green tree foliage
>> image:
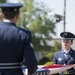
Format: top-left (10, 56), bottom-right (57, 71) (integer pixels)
top-left (37, 40), bottom-right (61, 65)
top-left (19, 0), bottom-right (56, 52)
top-left (17, 0), bottom-right (62, 65)
top-left (0, 0), bottom-right (6, 3)
top-left (38, 57), bottom-right (50, 65)
top-left (53, 40), bottom-right (61, 52)
top-left (0, 0), bottom-right (6, 22)
top-left (45, 40), bottom-right (61, 63)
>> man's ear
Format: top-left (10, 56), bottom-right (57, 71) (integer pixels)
top-left (16, 13), bottom-right (19, 19)
top-left (14, 13), bottom-right (19, 23)
top-left (0, 12), bottom-right (3, 19)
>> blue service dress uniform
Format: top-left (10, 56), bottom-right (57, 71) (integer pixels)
top-left (0, 22), bottom-right (37, 75)
top-left (53, 49), bottom-right (75, 75)
top-left (0, 2), bottom-right (51, 75)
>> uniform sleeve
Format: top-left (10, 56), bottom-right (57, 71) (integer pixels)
top-left (23, 31), bottom-right (38, 75)
top-left (53, 53), bottom-right (57, 64)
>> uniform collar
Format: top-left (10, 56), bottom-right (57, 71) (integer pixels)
top-left (63, 48), bottom-right (71, 54)
top-left (3, 19), bottom-right (13, 23)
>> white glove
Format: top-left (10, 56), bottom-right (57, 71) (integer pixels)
top-left (33, 69), bottom-right (50, 75)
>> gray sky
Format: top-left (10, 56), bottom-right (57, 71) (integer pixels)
top-left (8, 0), bottom-right (75, 38)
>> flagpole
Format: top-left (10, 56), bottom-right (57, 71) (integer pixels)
top-left (63, 0), bottom-right (66, 32)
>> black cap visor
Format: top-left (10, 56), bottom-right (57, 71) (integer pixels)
top-left (61, 38), bottom-right (73, 43)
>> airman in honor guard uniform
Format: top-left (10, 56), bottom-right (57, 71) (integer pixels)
top-left (53, 32), bottom-right (75, 75)
top-left (0, 2), bottom-right (50, 75)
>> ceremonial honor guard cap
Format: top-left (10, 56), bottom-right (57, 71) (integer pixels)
top-left (0, 2), bottom-right (23, 12)
top-left (60, 32), bottom-right (75, 42)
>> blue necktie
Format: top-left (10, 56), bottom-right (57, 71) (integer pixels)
top-left (64, 52), bottom-right (68, 60)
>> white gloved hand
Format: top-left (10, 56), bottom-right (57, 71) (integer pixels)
top-left (33, 69), bottom-right (50, 75)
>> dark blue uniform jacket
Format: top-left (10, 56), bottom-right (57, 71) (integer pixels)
top-left (54, 49), bottom-right (75, 75)
top-left (0, 22), bottom-right (37, 75)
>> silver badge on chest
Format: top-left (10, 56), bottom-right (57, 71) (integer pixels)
top-left (58, 58), bottom-right (62, 61)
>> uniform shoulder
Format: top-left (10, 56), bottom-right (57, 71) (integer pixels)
top-left (54, 50), bottom-right (61, 55)
top-left (70, 49), bottom-right (75, 53)
top-left (19, 27), bottom-right (31, 34)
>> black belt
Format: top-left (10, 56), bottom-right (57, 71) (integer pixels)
top-left (0, 63), bottom-right (21, 69)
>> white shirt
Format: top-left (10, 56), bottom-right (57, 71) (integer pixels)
top-left (3, 19), bottom-right (13, 23)
top-left (63, 48), bottom-right (70, 54)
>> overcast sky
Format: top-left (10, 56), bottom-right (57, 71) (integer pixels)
top-left (8, 0), bottom-right (75, 38)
